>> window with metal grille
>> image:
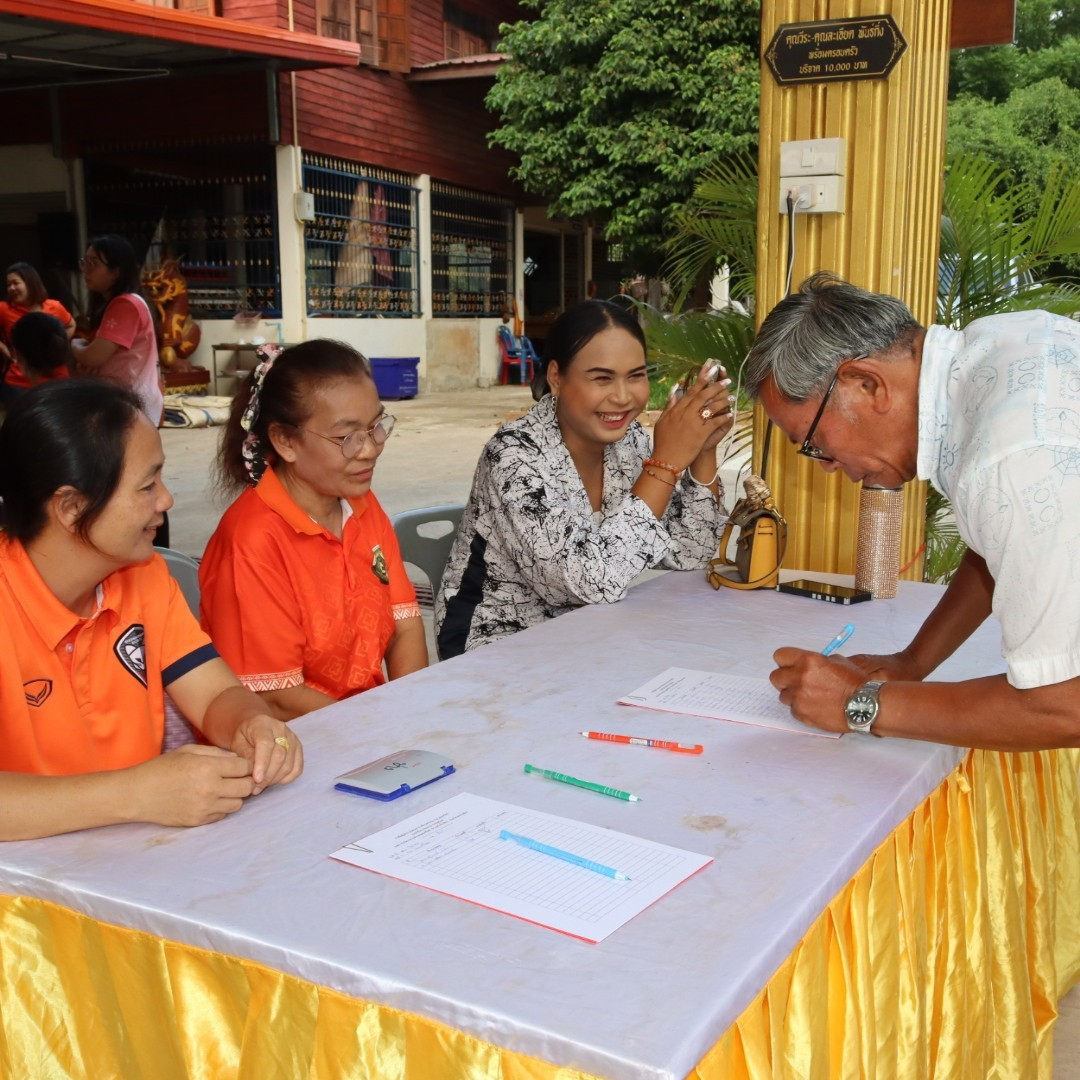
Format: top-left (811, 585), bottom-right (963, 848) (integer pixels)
top-left (85, 151), bottom-right (280, 319)
top-left (431, 182), bottom-right (514, 317)
top-left (302, 153), bottom-right (420, 317)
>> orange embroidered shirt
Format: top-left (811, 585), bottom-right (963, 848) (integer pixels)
top-left (199, 468), bottom-right (419, 700)
top-left (0, 536), bottom-right (218, 776)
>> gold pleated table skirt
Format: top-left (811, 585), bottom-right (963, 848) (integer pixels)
top-left (2, 747), bottom-right (1078, 1079)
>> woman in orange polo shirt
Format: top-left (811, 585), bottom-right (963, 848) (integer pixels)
top-left (200, 340), bottom-right (427, 720)
top-left (0, 380), bottom-right (303, 841)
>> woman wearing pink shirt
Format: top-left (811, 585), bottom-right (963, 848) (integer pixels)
top-left (72, 234), bottom-right (163, 426)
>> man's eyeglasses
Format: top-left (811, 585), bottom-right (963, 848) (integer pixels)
top-left (797, 357), bottom-right (866, 461)
top-left (304, 415), bottom-right (396, 458)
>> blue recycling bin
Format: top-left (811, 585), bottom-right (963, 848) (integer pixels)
top-left (370, 357), bottom-right (420, 399)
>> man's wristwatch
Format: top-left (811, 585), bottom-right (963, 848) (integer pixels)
top-left (844, 680), bottom-right (884, 735)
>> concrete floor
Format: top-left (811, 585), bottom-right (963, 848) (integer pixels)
top-left (159, 384), bottom-right (1080, 1076)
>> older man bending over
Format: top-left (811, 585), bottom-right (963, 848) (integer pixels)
top-left (746, 272), bottom-right (1080, 749)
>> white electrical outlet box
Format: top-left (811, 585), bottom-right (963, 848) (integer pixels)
top-left (779, 137), bottom-right (846, 177)
top-left (778, 175), bottom-right (846, 214)
top-left (293, 191), bottom-right (316, 223)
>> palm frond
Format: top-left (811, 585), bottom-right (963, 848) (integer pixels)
top-left (639, 305), bottom-right (755, 399)
top-left (923, 485), bottom-right (966, 584)
top-left (939, 152), bottom-right (1080, 325)
top-left (1018, 160), bottom-right (1080, 267)
top-left (637, 304), bottom-right (756, 464)
top-left (662, 153), bottom-right (758, 309)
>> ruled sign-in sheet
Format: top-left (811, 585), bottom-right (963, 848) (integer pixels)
top-left (331, 793), bottom-right (712, 942)
top-left (618, 667), bottom-right (843, 738)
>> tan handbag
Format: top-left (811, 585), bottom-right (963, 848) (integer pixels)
top-left (708, 475), bottom-right (787, 590)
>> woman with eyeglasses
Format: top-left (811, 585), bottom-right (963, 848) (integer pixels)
top-left (200, 339), bottom-right (427, 720)
top-left (71, 235), bottom-right (163, 426)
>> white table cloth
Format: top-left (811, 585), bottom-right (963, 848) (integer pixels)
top-left (0, 573), bottom-right (1004, 1079)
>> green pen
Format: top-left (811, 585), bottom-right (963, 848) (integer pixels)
top-left (523, 763), bottom-right (642, 802)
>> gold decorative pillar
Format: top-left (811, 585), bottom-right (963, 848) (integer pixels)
top-left (755, 1), bottom-right (954, 579)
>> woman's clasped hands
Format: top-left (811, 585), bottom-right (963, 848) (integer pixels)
top-left (130, 714), bottom-right (303, 828)
top-left (652, 360), bottom-right (735, 480)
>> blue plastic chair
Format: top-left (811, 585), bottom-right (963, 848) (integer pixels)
top-left (497, 324), bottom-right (534, 385)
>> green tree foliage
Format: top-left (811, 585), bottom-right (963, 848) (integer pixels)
top-left (948, 80), bottom-right (1080, 193)
top-left (948, 0), bottom-right (1080, 217)
top-left (661, 153), bottom-right (758, 309)
top-left (950, 0), bottom-right (1080, 102)
top-left (486, 0), bottom-right (760, 270)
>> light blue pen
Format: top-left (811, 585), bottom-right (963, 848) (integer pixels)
top-left (499, 829), bottom-right (631, 881)
top-left (822, 623), bottom-right (855, 656)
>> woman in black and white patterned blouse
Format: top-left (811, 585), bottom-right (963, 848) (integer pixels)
top-left (436, 300), bottom-right (732, 657)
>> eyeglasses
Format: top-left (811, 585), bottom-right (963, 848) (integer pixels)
top-left (797, 357), bottom-right (866, 461)
top-left (304, 414), bottom-right (396, 458)
top-left (78, 256), bottom-right (106, 270)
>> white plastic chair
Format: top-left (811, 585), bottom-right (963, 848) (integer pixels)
top-left (391, 505), bottom-right (464, 605)
top-left (154, 545), bottom-right (201, 750)
top-left (154, 545), bottom-right (201, 618)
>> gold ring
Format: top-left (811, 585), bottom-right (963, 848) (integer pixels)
top-left (700, 406), bottom-right (713, 421)
top-left (275, 735), bottom-right (290, 750)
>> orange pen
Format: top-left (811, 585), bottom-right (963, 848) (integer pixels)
top-left (579, 731), bottom-right (703, 754)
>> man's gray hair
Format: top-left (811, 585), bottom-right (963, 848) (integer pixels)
top-left (744, 273), bottom-right (922, 401)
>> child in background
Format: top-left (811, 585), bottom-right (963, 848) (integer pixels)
top-left (9, 311), bottom-right (71, 389)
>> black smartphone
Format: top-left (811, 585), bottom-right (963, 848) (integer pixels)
top-left (776, 578), bottom-right (873, 605)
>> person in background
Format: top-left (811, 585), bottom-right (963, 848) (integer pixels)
top-left (747, 272), bottom-right (1080, 748)
top-left (0, 261), bottom-right (75, 407)
top-left (9, 311), bottom-right (71, 388)
top-left (436, 299), bottom-right (733, 657)
top-left (71, 234), bottom-right (163, 426)
top-left (72, 234), bottom-right (168, 545)
top-left (0, 380), bottom-right (302, 841)
top-left (200, 340), bottom-right (427, 720)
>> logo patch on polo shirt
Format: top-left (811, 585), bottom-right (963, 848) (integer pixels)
top-left (24, 679), bottom-right (52, 707)
top-left (371, 544), bottom-right (390, 585)
top-left (114, 624), bottom-right (148, 686)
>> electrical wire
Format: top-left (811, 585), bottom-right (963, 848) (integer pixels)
top-left (0, 51), bottom-right (170, 93)
top-left (784, 192), bottom-right (796, 296)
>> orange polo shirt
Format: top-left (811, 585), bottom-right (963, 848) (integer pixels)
top-left (199, 468), bottom-right (420, 701)
top-left (0, 536), bottom-right (218, 776)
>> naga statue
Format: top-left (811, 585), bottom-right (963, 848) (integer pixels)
top-left (142, 257), bottom-right (201, 370)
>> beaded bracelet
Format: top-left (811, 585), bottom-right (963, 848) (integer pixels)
top-left (642, 457), bottom-right (682, 477)
top-left (642, 466), bottom-right (676, 488)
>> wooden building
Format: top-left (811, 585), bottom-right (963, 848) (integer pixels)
top-left (0, 0), bottom-right (597, 390)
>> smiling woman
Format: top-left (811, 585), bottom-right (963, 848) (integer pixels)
top-left (0, 380), bottom-right (302, 840)
top-left (199, 339), bottom-right (427, 720)
top-left (435, 300), bottom-right (735, 657)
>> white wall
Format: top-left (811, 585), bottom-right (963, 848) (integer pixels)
top-left (185, 315), bottom-right (504, 396)
top-left (0, 145), bottom-right (69, 196)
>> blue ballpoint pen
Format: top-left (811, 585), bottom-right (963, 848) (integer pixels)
top-left (499, 830), bottom-right (631, 881)
top-left (821, 623), bottom-right (855, 656)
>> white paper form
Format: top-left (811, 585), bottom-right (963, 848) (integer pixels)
top-left (618, 667), bottom-right (842, 739)
top-left (331, 792), bottom-right (712, 943)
